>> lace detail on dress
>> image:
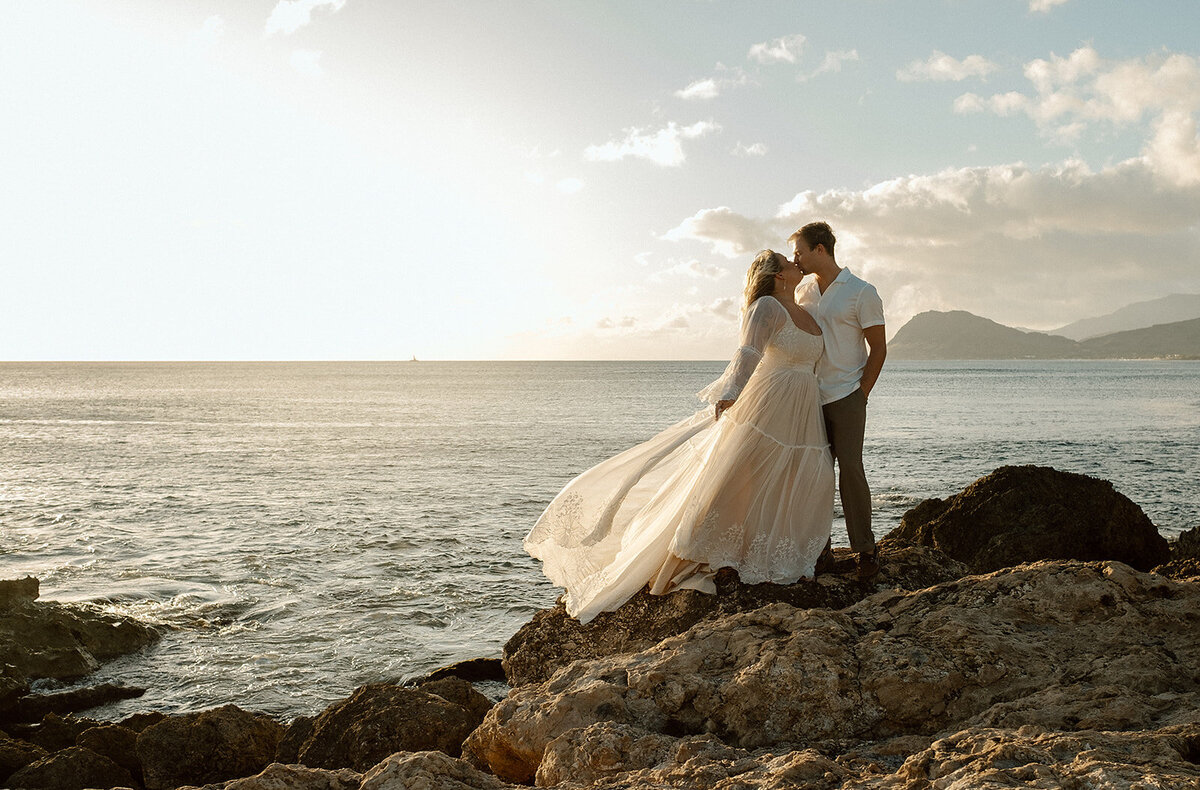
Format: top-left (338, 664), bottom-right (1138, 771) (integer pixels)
top-left (677, 504), bottom-right (829, 585)
top-left (759, 321), bottom-right (824, 373)
top-left (527, 491), bottom-right (618, 549)
top-left (682, 508), bottom-right (747, 569)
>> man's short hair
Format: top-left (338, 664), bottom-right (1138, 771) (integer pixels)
top-left (789, 222), bottom-right (837, 258)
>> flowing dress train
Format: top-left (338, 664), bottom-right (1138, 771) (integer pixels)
top-left (525, 295), bottom-right (834, 623)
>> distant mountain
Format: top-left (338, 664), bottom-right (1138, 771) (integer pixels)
top-left (1078, 317), bottom-right (1200, 358)
top-left (889, 311), bottom-right (1080, 359)
top-left (1050, 294), bottom-right (1200, 341)
top-left (889, 310), bottom-right (1200, 359)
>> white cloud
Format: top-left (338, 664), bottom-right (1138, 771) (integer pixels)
top-left (265, 0), bottom-right (346, 36)
top-left (708, 296), bottom-right (739, 320)
top-left (655, 259), bottom-right (729, 281)
top-left (556, 177), bottom-right (585, 194)
top-left (674, 66), bottom-right (749, 100)
top-left (954, 91), bottom-right (1029, 116)
top-left (663, 206), bottom-right (780, 258)
top-left (800, 49), bottom-right (860, 81)
top-left (596, 316), bottom-right (637, 330)
top-left (748, 34), bottom-right (806, 64)
top-left (953, 47), bottom-right (1200, 185)
top-left (289, 49), bottom-right (324, 78)
top-left (897, 51), bottom-right (999, 82)
top-left (584, 120), bottom-right (720, 167)
top-left (666, 155), bottom-right (1200, 332)
top-left (676, 78), bottom-right (720, 101)
top-left (1029, 0), bottom-right (1070, 12)
top-left (732, 142), bottom-right (768, 157)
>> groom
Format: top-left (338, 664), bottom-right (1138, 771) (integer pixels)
top-left (790, 222), bottom-right (887, 579)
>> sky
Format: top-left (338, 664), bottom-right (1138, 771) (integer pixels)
top-left (3, 0), bottom-right (1199, 360)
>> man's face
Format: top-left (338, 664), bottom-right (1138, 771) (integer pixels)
top-left (792, 239), bottom-right (813, 275)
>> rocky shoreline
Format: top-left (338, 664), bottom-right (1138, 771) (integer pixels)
top-left (2, 465), bottom-right (1198, 789)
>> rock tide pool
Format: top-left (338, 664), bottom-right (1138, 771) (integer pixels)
top-left (2, 465), bottom-right (1198, 789)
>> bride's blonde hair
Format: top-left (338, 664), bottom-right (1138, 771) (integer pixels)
top-left (743, 249), bottom-right (787, 310)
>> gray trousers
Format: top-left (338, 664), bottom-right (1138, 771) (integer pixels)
top-left (822, 388), bottom-right (875, 554)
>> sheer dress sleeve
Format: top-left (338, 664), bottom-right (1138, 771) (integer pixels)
top-left (697, 296), bottom-right (787, 404)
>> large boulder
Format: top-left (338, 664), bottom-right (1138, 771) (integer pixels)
top-left (5, 745), bottom-right (133, 790)
top-left (884, 465), bottom-right (1171, 572)
top-left (503, 544), bottom-right (967, 687)
top-left (464, 561), bottom-right (1200, 783)
top-left (77, 723), bottom-right (142, 784)
top-left (292, 680), bottom-right (492, 772)
top-left (136, 704), bottom-right (285, 790)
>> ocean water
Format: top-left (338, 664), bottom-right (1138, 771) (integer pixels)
top-left (1, 360), bottom-right (1197, 719)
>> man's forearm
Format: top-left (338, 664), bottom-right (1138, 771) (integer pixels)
top-left (860, 348), bottom-right (886, 398)
top-left (860, 325), bottom-right (887, 399)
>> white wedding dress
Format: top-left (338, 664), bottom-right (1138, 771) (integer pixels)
top-left (525, 295), bottom-right (834, 623)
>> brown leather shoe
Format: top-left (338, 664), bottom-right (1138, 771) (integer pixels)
top-left (856, 549), bottom-right (881, 580)
top-left (814, 547), bottom-right (836, 575)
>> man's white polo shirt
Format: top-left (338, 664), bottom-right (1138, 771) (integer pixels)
top-left (795, 268), bottom-right (885, 405)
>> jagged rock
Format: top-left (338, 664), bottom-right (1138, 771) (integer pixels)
top-left (0, 730), bottom-right (48, 783)
top-left (275, 715), bottom-right (316, 764)
top-left (4, 682), bottom-right (146, 724)
top-left (416, 677), bottom-right (494, 721)
top-left (183, 761), bottom-right (364, 790)
top-left (10, 712), bottom-right (103, 752)
top-left (293, 682), bottom-right (491, 772)
top-left (5, 745), bottom-right (133, 790)
top-left (408, 658), bottom-right (507, 685)
top-left (464, 561), bottom-right (1200, 783)
top-left (119, 711), bottom-right (167, 732)
top-left (1, 663), bottom-right (29, 713)
top-left (1157, 525), bottom-right (1200, 580)
top-left (136, 704), bottom-right (285, 790)
top-left (1174, 525), bottom-right (1200, 560)
top-left (0, 577), bottom-right (159, 695)
top-left (77, 723), bottom-right (142, 784)
top-left (357, 750), bottom-right (516, 790)
top-left (503, 544), bottom-right (966, 687)
top-left (884, 465), bottom-right (1171, 572)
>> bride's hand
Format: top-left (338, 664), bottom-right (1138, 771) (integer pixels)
top-left (715, 399), bottom-right (734, 420)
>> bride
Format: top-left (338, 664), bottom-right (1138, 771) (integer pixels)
top-left (525, 250), bottom-right (834, 623)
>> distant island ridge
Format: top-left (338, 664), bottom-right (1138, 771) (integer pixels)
top-left (888, 294), bottom-right (1200, 360)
